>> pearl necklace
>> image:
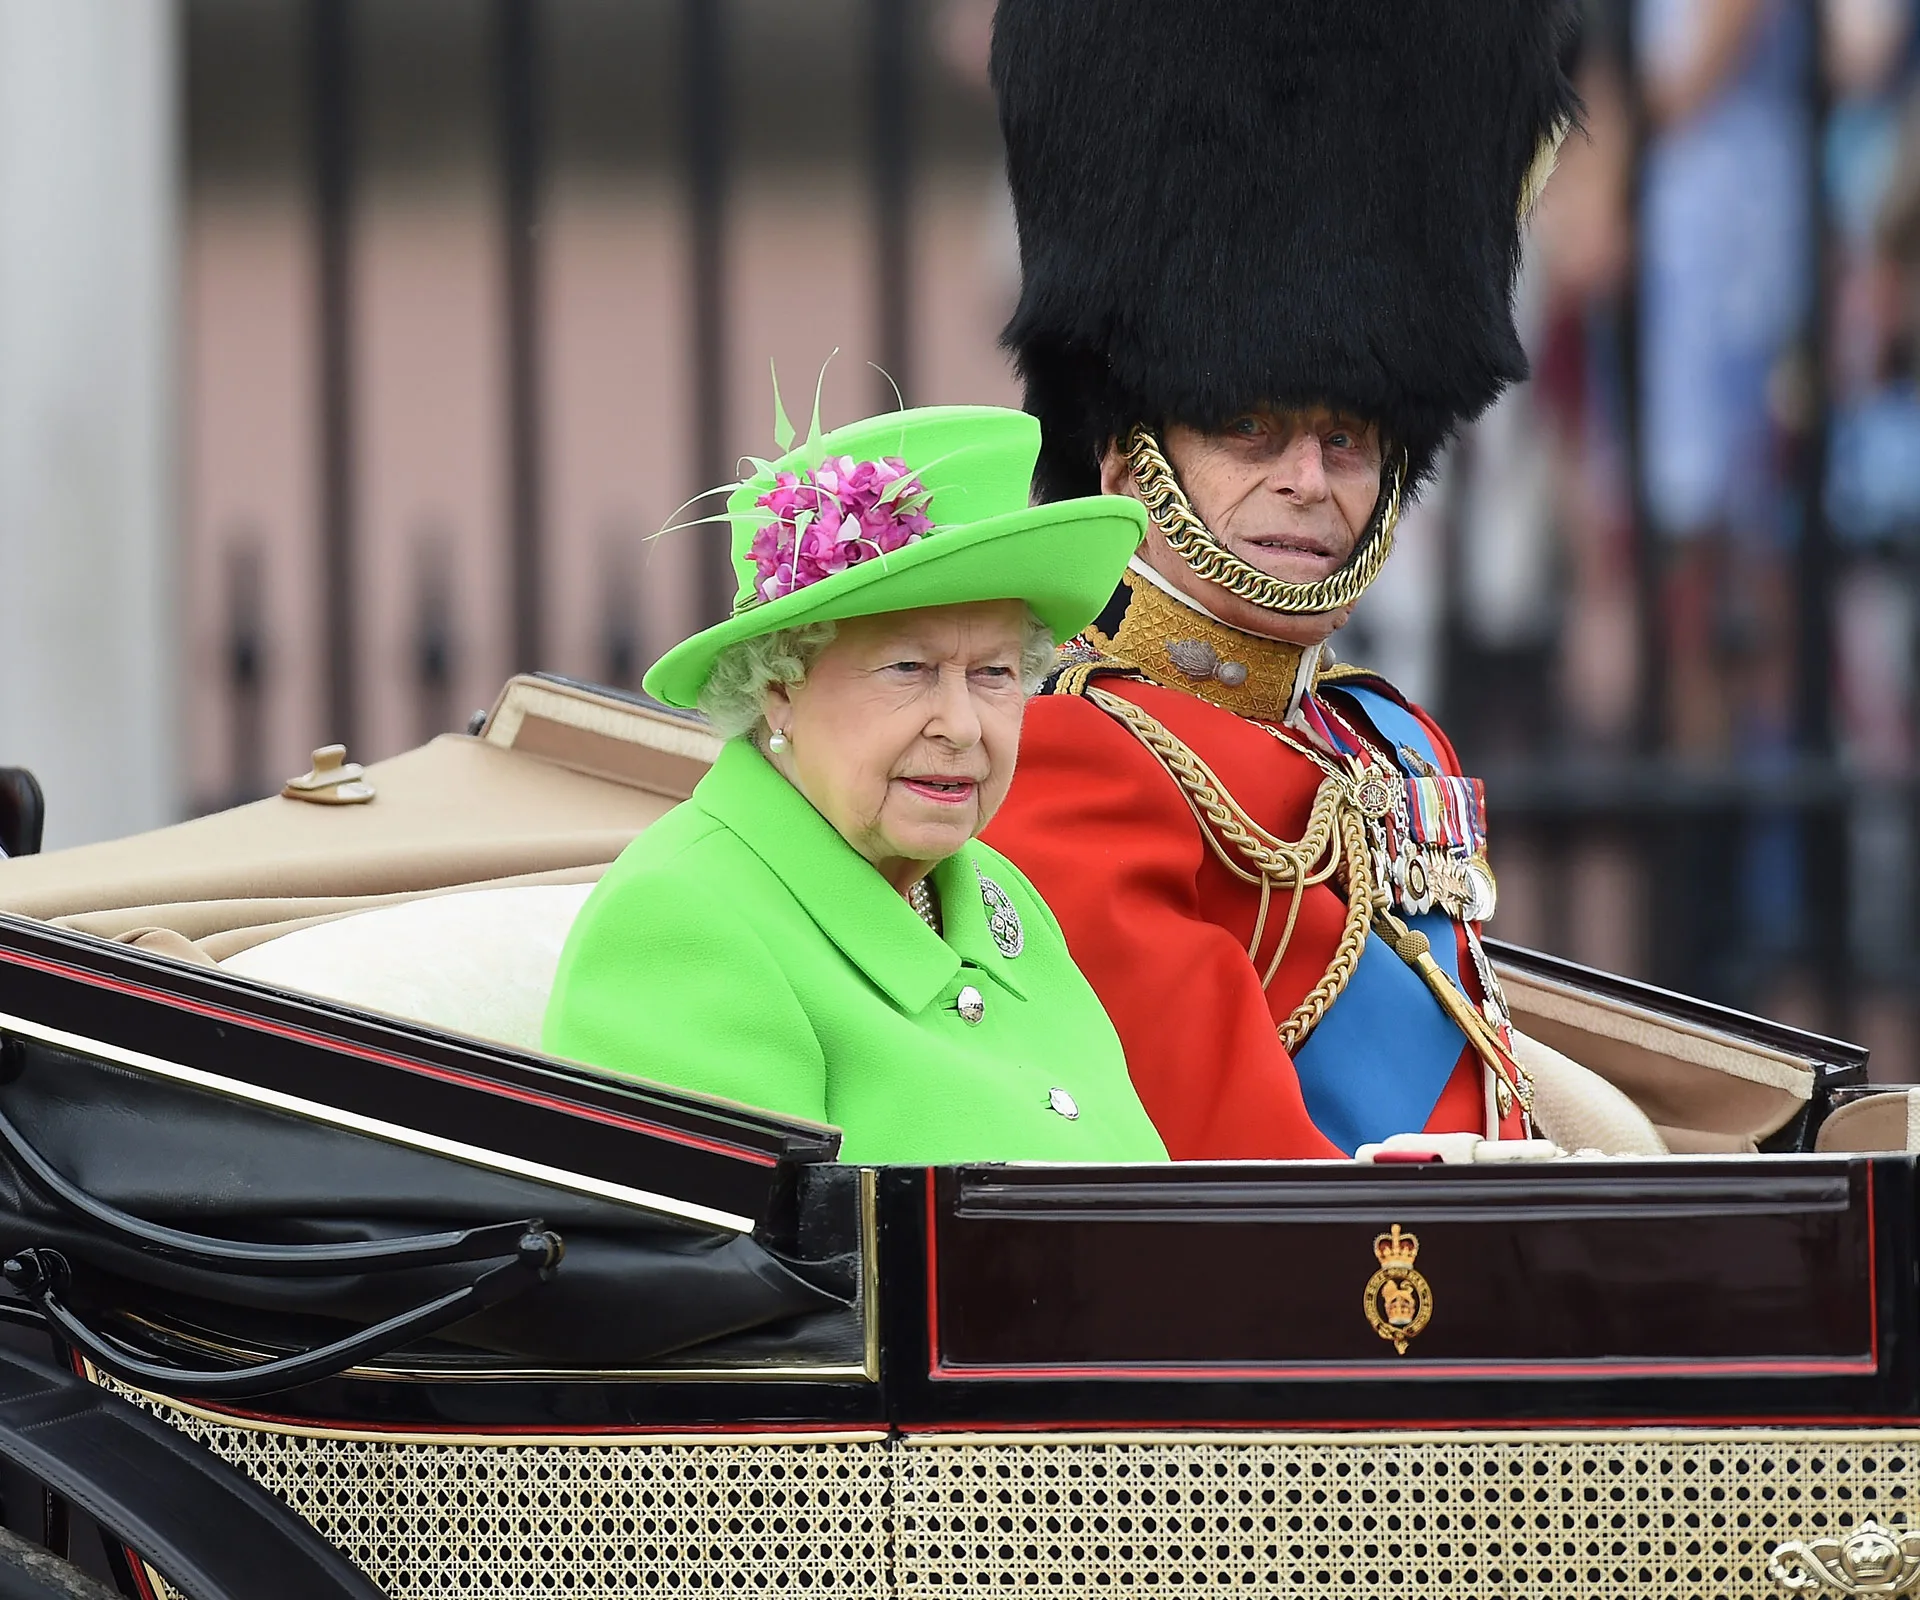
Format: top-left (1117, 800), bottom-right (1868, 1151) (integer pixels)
top-left (908, 878), bottom-right (940, 933)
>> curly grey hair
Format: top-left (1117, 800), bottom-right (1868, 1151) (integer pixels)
top-left (697, 607), bottom-right (1061, 740)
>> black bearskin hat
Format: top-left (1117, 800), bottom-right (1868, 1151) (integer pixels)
top-left (992, 0), bottom-right (1580, 502)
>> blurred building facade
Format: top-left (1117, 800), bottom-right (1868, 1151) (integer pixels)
top-left (183, 0), bottom-right (1017, 809)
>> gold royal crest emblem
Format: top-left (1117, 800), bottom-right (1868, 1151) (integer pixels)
top-left (1363, 1224), bottom-right (1432, 1355)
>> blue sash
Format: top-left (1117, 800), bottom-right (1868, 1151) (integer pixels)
top-left (1289, 686), bottom-right (1471, 1154)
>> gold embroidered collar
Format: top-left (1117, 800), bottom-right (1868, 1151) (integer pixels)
top-left (1087, 570), bottom-right (1314, 722)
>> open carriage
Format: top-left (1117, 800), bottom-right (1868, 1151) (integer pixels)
top-left (0, 676), bottom-right (1913, 1600)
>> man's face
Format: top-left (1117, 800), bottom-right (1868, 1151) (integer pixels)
top-left (1100, 406), bottom-right (1385, 646)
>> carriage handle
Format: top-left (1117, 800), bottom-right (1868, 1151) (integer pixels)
top-left (3, 1236), bottom-right (560, 1399)
top-left (0, 1094), bottom-right (557, 1276)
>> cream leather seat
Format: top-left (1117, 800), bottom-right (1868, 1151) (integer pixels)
top-left (219, 879), bottom-right (1675, 1159)
top-left (220, 881), bottom-right (596, 1052)
top-left (1814, 1089), bottom-right (1920, 1153)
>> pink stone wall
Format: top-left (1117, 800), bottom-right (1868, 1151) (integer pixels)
top-left (182, 169), bottom-right (1021, 798)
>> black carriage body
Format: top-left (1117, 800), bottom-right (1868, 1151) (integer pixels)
top-left (0, 910), bottom-right (1911, 1598)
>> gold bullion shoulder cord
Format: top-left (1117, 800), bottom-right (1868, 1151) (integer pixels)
top-left (1084, 685), bottom-right (1376, 1051)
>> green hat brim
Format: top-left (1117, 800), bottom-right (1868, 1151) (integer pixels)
top-left (644, 496), bottom-right (1146, 709)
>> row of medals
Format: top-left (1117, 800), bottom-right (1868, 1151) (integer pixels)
top-left (1344, 753), bottom-right (1526, 1120)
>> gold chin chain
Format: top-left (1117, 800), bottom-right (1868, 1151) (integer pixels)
top-left (1125, 425), bottom-right (1408, 617)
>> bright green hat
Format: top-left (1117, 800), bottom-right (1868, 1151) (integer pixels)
top-left (643, 405), bottom-right (1146, 709)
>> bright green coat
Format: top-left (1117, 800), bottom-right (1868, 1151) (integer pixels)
top-left (542, 739), bottom-right (1167, 1166)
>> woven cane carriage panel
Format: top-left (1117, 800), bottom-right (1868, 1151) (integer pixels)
top-left (98, 1379), bottom-right (890, 1596)
top-left (894, 1434), bottom-right (1920, 1599)
top-left (80, 1382), bottom-right (1920, 1598)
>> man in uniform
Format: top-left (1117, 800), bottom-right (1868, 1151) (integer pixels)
top-left (982, 0), bottom-right (1580, 1159)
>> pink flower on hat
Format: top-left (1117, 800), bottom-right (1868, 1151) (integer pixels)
top-left (749, 455), bottom-right (935, 604)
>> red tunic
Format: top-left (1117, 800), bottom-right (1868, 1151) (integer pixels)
top-left (983, 675), bottom-right (1523, 1160)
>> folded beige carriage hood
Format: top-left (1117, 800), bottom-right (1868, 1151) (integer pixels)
top-left (0, 676), bottom-right (719, 960)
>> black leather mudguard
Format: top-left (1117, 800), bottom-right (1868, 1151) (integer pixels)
top-left (0, 1345), bottom-right (384, 1600)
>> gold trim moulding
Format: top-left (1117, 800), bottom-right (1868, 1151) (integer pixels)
top-left (99, 1378), bottom-right (1920, 1462)
top-left (898, 1427), bottom-right (1920, 1448)
top-left (90, 1364), bottom-right (887, 1447)
top-left (859, 1165), bottom-right (882, 1381)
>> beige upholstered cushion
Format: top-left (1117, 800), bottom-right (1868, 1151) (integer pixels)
top-left (220, 882), bottom-right (595, 1052)
top-left (1513, 1027), bottom-right (1670, 1157)
top-left (1496, 962), bottom-right (1812, 1146)
top-left (1814, 1090), bottom-right (1920, 1154)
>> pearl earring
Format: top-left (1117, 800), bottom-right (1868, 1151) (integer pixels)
top-left (767, 728), bottom-right (790, 754)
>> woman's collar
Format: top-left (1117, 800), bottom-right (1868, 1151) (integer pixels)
top-left (690, 740), bottom-right (1026, 1011)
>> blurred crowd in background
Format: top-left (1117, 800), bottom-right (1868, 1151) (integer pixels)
top-left (1373, 0), bottom-right (1920, 1067)
top-left (7, 0), bottom-right (1920, 1069)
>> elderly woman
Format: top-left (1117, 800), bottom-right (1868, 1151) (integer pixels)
top-left (542, 406), bottom-right (1167, 1164)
